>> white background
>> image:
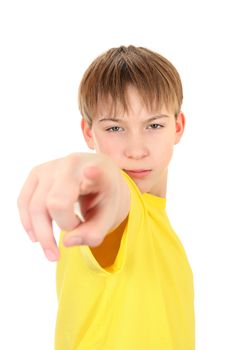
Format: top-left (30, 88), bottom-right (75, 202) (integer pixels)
top-left (1, 0), bottom-right (248, 349)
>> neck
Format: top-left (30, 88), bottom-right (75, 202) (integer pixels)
top-left (149, 169), bottom-right (168, 198)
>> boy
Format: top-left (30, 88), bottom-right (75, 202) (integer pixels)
top-left (17, 45), bottom-right (195, 349)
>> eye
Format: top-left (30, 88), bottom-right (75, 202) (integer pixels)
top-left (105, 126), bottom-right (123, 132)
top-left (148, 123), bottom-right (164, 129)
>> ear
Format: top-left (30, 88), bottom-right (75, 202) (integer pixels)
top-left (174, 111), bottom-right (186, 145)
top-left (81, 118), bottom-right (95, 150)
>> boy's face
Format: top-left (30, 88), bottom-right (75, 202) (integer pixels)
top-left (81, 85), bottom-right (185, 197)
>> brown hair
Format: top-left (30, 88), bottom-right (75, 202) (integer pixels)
top-left (78, 45), bottom-right (183, 128)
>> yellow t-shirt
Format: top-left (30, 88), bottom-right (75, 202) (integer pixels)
top-left (55, 170), bottom-right (195, 350)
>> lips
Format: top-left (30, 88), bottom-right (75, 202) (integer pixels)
top-left (125, 169), bottom-right (150, 172)
top-left (123, 169), bottom-right (151, 179)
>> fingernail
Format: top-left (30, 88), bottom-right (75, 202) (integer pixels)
top-left (64, 236), bottom-right (84, 246)
top-left (44, 249), bottom-right (58, 261)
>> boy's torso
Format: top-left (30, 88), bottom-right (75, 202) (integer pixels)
top-left (55, 173), bottom-right (195, 350)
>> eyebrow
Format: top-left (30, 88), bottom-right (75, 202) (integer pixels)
top-left (98, 114), bottom-right (171, 123)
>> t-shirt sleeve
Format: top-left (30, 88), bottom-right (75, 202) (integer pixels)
top-left (79, 169), bottom-right (146, 275)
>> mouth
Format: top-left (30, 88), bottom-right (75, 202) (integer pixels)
top-left (123, 169), bottom-right (151, 179)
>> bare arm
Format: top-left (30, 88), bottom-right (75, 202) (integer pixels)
top-left (87, 169), bottom-right (131, 268)
top-left (17, 152), bottom-right (130, 262)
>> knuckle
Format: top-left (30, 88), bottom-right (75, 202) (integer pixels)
top-left (46, 195), bottom-right (72, 212)
top-left (65, 153), bottom-right (82, 165)
top-left (36, 231), bottom-right (55, 247)
top-left (29, 165), bottom-right (40, 176)
top-left (20, 217), bottom-right (32, 233)
top-left (42, 241), bottom-right (56, 250)
top-left (29, 201), bottom-right (44, 215)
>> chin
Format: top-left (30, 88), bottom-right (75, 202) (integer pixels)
top-left (134, 181), bottom-right (149, 193)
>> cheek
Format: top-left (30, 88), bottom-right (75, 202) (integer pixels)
top-left (155, 139), bottom-right (174, 164)
top-left (95, 136), bottom-right (122, 157)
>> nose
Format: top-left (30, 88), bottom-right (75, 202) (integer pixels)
top-left (124, 134), bottom-right (149, 160)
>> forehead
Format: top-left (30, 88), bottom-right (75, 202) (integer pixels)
top-left (94, 85), bottom-right (174, 119)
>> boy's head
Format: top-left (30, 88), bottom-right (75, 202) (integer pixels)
top-left (79, 45), bottom-right (185, 197)
top-left (78, 45), bottom-right (183, 129)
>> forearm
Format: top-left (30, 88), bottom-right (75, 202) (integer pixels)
top-left (109, 169), bottom-right (131, 232)
top-left (89, 164), bottom-right (131, 268)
